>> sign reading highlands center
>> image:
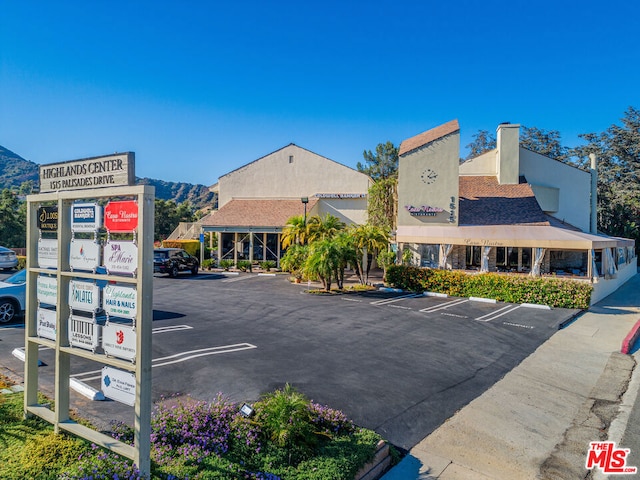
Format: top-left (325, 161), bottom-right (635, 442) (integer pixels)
top-left (39, 153), bottom-right (135, 193)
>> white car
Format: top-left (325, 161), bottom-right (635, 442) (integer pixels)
top-left (0, 269), bottom-right (26, 323)
top-left (0, 246), bottom-right (18, 270)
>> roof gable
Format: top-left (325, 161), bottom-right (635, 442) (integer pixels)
top-left (399, 120), bottom-right (460, 156)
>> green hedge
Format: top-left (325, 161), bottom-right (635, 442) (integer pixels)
top-left (385, 265), bottom-right (592, 309)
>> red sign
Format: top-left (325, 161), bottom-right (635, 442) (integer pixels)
top-left (104, 201), bottom-right (138, 232)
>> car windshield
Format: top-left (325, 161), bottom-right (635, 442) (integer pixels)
top-left (3, 269), bottom-right (26, 285)
top-left (154, 251), bottom-right (169, 261)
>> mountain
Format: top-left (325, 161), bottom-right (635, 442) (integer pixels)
top-left (0, 145), bottom-right (217, 211)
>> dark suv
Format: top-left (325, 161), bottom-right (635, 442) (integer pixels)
top-left (154, 248), bottom-right (199, 277)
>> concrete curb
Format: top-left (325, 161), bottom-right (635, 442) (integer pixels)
top-left (621, 319), bottom-right (640, 354)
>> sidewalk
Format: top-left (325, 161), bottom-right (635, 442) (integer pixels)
top-left (382, 273), bottom-right (640, 480)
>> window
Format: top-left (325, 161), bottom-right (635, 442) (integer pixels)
top-left (289, 155), bottom-right (294, 163)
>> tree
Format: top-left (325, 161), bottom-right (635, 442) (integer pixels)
top-left (521, 126), bottom-right (569, 162)
top-left (357, 141), bottom-right (398, 181)
top-left (0, 189), bottom-right (26, 247)
top-left (304, 238), bottom-right (341, 291)
top-left (154, 199), bottom-right (196, 242)
top-left (281, 215), bottom-right (308, 249)
top-left (306, 214), bottom-right (345, 243)
top-left (351, 224), bottom-right (390, 285)
top-left (465, 130), bottom-right (496, 160)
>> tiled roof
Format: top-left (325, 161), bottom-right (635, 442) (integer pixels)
top-left (399, 120), bottom-right (460, 156)
top-left (458, 176), bottom-right (549, 226)
top-left (199, 198), bottom-right (319, 228)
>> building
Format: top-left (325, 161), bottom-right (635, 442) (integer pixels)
top-left (395, 120), bottom-right (636, 304)
top-left (197, 144), bottom-right (372, 265)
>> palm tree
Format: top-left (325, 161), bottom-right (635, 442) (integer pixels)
top-left (306, 214), bottom-right (345, 243)
top-left (351, 224), bottom-right (390, 284)
top-left (332, 231), bottom-right (359, 289)
top-left (304, 238), bottom-right (341, 291)
top-left (281, 215), bottom-right (308, 249)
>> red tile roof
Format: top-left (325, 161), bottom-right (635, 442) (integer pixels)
top-left (399, 120), bottom-right (460, 156)
top-left (199, 198), bottom-right (319, 228)
top-left (458, 176), bottom-right (549, 226)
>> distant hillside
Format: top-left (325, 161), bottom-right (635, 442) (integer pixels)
top-left (0, 145), bottom-right (39, 190)
top-left (0, 145), bottom-right (217, 211)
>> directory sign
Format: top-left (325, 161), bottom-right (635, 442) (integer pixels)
top-left (101, 366), bottom-right (136, 406)
top-left (37, 308), bottom-right (57, 340)
top-left (37, 206), bottom-right (58, 231)
top-left (69, 315), bottom-right (102, 351)
top-left (103, 241), bottom-right (138, 275)
top-left (69, 280), bottom-right (101, 313)
top-left (36, 276), bottom-right (58, 305)
top-left (102, 323), bottom-right (137, 361)
top-left (69, 239), bottom-right (101, 272)
top-left (71, 203), bottom-right (102, 232)
top-left (104, 201), bottom-right (138, 232)
top-left (37, 238), bottom-right (58, 268)
top-left (103, 285), bottom-right (137, 318)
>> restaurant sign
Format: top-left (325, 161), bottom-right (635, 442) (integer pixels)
top-left (104, 201), bottom-right (138, 232)
top-left (405, 205), bottom-right (445, 217)
top-left (39, 153), bottom-right (135, 193)
top-left (102, 366), bottom-right (136, 406)
top-left (37, 206), bottom-right (58, 231)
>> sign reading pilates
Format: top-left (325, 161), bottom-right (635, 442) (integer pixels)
top-left (39, 153), bottom-right (135, 193)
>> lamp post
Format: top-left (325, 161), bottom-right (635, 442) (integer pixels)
top-left (301, 197), bottom-right (309, 226)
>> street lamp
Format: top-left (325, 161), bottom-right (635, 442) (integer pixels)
top-left (301, 197), bottom-right (309, 226)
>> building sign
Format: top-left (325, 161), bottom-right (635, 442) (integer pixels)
top-left (315, 193), bottom-right (367, 199)
top-left (37, 206), bottom-right (58, 231)
top-left (36, 276), bottom-right (58, 305)
top-left (103, 285), bottom-right (137, 318)
top-left (39, 153), bottom-right (135, 193)
top-left (102, 366), bottom-right (136, 406)
top-left (104, 241), bottom-right (138, 275)
top-left (37, 308), bottom-right (57, 340)
top-left (69, 239), bottom-right (101, 272)
top-left (405, 205), bottom-right (445, 217)
top-left (69, 280), bottom-right (101, 312)
top-left (69, 315), bottom-right (102, 351)
top-left (71, 203), bottom-right (102, 232)
top-left (38, 238), bottom-right (58, 268)
top-left (102, 323), bottom-right (137, 361)
top-left (104, 201), bottom-right (138, 232)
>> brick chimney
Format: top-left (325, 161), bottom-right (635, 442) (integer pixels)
top-left (496, 123), bottom-right (520, 184)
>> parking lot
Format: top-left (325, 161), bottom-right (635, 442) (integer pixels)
top-left (0, 271), bottom-right (581, 451)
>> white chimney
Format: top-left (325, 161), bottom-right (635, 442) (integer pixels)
top-left (590, 153), bottom-right (597, 234)
top-left (496, 123), bottom-right (520, 184)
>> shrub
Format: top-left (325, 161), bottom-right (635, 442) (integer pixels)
top-left (385, 265), bottom-right (592, 308)
top-left (260, 260), bottom-right (276, 271)
top-left (59, 444), bottom-right (143, 480)
top-left (201, 258), bottom-right (214, 270)
top-left (21, 431), bottom-right (88, 480)
top-left (17, 256), bottom-right (26, 270)
top-left (237, 260), bottom-right (253, 272)
top-left (219, 259), bottom-right (234, 270)
top-left (161, 239), bottom-right (200, 256)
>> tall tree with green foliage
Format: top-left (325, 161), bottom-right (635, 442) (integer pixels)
top-left (359, 142), bottom-right (399, 231)
top-left (306, 213), bottom-right (345, 243)
top-left (464, 130), bottom-right (496, 160)
top-left (0, 189), bottom-right (26, 247)
top-left (154, 199), bottom-right (196, 242)
top-left (351, 223), bottom-right (390, 285)
top-left (281, 215), bottom-right (308, 249)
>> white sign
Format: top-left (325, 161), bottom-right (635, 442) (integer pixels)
top-left (37, 238), bottom-right (58, 268)
top-left (103, 285), bottom-right (137, 318)
top-left (37, 308), bottom-right (57, 340)
top-left (69, 315), bottom-right (102, 351)
top-left (103, 241), bottom-right (138, 276)
top-left (69, 280), bottom-right (101, 312)
top-left (69, 239), bottom-right (101, 272)
top-left (71, 203), bottom-right (102, 232)
top-left (36, 276), bottom-right (58, 305)
top-left (101, 366), bottom-right (136, 406)
top-left (102, 323), bottom-right (137, 361)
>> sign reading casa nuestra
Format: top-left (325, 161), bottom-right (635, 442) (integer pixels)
top-left (39, 152), bottom-right (135, 193)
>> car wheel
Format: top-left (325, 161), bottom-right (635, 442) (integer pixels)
top-left (191, 264), bottom-right (199, 275)
top-left (0, 299), bottom-right (17, 323)
top-left (170, 265), bottom-right (179, 278)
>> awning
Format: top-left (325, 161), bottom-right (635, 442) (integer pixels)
top-left (396, 224), bottom-right (634, 250)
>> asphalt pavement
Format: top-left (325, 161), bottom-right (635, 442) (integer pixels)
top-left (382, 272), bottom-right (640, 480)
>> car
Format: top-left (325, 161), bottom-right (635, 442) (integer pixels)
top-left (0, 246), bottom-right (18, 271)
top-left (0, 268), bottom-right (26, 323)
top-left (153, 248), bottom-right (199, 277)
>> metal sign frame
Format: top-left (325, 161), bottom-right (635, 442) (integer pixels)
top-left (24, 184), bottom-right (154, 476)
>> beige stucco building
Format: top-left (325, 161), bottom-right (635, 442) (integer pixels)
top-left (396, 120), bottom-right (636, 304)
top-left (196, 144), bottom-right (371, 264)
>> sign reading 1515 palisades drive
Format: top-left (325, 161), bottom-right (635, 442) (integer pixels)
top-left (39, 153), bottom-right (135, 193)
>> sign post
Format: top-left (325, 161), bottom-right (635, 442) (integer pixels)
top-left (25, 153), bottom-right (153, 476)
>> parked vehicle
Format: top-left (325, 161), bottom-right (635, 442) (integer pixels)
top-left (154, 248), bottom-right (199, 277)
top-left (0, 269), bottom-right (26, 323)
top-left (0, 246), bottom-right (18, 270)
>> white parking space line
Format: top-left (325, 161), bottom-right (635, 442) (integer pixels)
top-left (342, 298), bottom-right (363, 303)
top-left (152, 325), bottom-right (193, 333)
top-left (222, 276), bottom-right (256, 283)
top-left (475, 305), bottom-right (521, 322)
top-left (73, 343), bottom-right (258, 381)
top-left (419, 298), bottom-right (469, 313)
top-left (371, 293), bottom-right (420, 306)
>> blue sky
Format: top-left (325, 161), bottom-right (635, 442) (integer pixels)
top-left (2, 1), bottom-right (639, 186)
